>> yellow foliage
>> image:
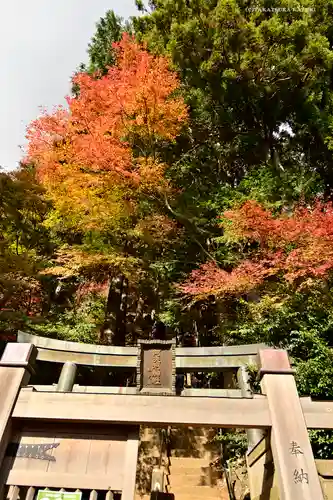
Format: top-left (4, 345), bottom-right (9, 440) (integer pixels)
top-left (42, 246), bottom-right (142, 280)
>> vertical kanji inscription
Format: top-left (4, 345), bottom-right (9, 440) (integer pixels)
top-left (148, 350), bottom-right (162, 386)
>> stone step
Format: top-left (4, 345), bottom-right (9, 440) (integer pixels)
top-left (170, 441), bottom-right (211, 450)
top-left (167, 474), bottom-right (214, 487)
top-left (166, 493), bottom-right (228, 500)
top-left (170, 449), bottom-right (209, 458)
top-left (168, 484), bottom-right (223, 492)
top-left (170, 456), bottom-right (211, 466)
top-left (168, 465), bottom-right (211, 474)
top-left (136, 485), bottom-right (227, 500)
top-left (169, 469), bottom-right (212, 477)
top-left (169, 467), bottom-right (209, 481)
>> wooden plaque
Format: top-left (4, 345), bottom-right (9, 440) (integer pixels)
top-left (137, 340), bottom-right (176, 395)
top-left (2, 423), bottom-right (139, 491)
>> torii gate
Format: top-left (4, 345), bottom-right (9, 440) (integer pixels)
top-left (0, 338), bottom-right (332, 500)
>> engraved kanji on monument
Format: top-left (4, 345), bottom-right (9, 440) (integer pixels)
top-left (137, 339), bottom-right (176, 395)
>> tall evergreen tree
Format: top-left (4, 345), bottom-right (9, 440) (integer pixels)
top-left (87, 10), bottom-right (131, 74)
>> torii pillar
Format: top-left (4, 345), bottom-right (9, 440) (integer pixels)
top-left (259, 349), bottom-right (324, 500)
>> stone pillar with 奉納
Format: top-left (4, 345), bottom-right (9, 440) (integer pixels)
top-left (259, 349), bottom-right (324, 500)
top-left (137, 339), bottom-right (176, 395)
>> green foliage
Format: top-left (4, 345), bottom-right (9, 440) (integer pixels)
top-left (309, 430), bottom-right (333, 459)
top-left (71, 10), bottom-right (131, 95)
top-left (27, 293), bottom-right (105, 344)
top-left (73, 10), bottom-right (132, 82)
top-left (221, 282), bottom-right (333, 350)
top-left (87, 11), bottom-right (128, 74)
top-left (0, 168), bottom-right (51, 335)
top-left (214, 430), bottom-right (248, 462)
top-left (0, 168), bottom-right (50, 263)
top-left (233, 164), bottom-right (324, 210)
top-left (134, 0), bottom-right (333, 192)
top-left (293, 331), bottom-right (333, 399)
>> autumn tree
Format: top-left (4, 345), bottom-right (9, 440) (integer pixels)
top-left (181, 200), bottom-right (333, 298)
top-left (25, 33), bottom-right (188, 345)
top-left (0, 168), bottom-right (51, 338)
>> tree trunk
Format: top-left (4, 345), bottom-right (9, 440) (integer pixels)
top-left (100, 275), bottom-right (124, 345)
top-left (133, 296), bottom-right (144, 342)
top-left (115, 276), bottom-right (128, 346)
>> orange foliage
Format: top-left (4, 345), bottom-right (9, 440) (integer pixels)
top-left (25, 34), bottom-right (188, 215)
top-left (135, 214), bottom-right (182, 246)
top-left (0, 277), bottom-right (42, 317)
top-left (76, 280), bottom-right (109, 304)
top-left (180, 260), bottom-right (274, 297)
top-left (181, 200), bottom-right (333, 297)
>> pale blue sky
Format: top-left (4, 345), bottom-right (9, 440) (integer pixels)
top-left (0, 0), bottom-right (139, 170)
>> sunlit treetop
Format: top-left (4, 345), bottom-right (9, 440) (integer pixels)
top-left (25, 34), bottom-right (188, 224)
